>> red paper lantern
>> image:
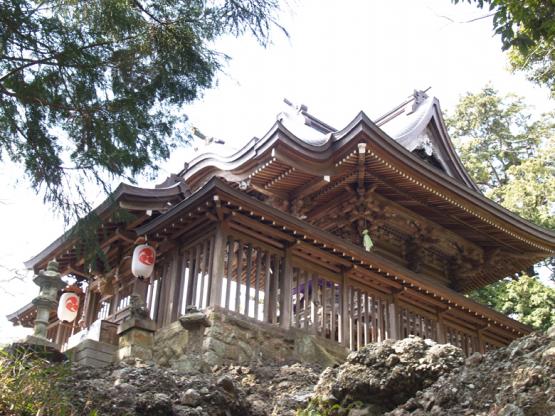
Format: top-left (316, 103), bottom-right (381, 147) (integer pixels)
top-left (57, 292), bottom-right (80, 322)
top-left (131, 244), bottom-right (156, 278)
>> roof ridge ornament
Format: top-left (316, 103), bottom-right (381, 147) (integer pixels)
top-left (374, 86), bottom-right (432, 124)
top-left (283, 97), bottom-right (307, 114)
top-left (408, 87), bottom-right (431, 114)
top-left (191, 126), bottom-right (226, 151)
top-left (279, 98), bottom-right (336, 134)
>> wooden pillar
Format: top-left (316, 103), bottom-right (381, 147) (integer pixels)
top-left (436, 312), bottom-right (447, 344)
top-left (80, 281), bottom-right (93, 328)
top-left (279, 246), bottom-right (293, 329)
top-left (165, 251), bottom-right (182, 323)
top-left (349, 285), bottom-right (355, 349)
top-left (477, 328), bottom-right (486, 354)
top-left (158, 262), bottom-right (173, 327)
top-left (387, 294), bottom-right (400, 340)
top-left (339, 270), bottom-right (350, 346)
top-left (108, 279), bottom-right (120, 317)
top-left (264, 252), bottom-right (275, 324)
top-left (267, 255), bottom-right (283, 324)
top-left (54, 322), bottom-right (64, 347)
top-left (310, 273), bottom-right (318, 334)
top-left (85, 290), bottom-right (98, 327)
top-left (209, 225), bottom-right (227, 308)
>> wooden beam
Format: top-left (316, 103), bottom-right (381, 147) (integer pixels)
top-left (228, 222), bottom-right (285, 251)
top-left (306, 175), bottom-right (357, 220)
top-left (279, 246), bottom-right (293, 329)
top-left (119, 200), bottom-right (172, 211)
top-left (250, 183), bottom-right (289, 200)
top-left (114, 228), bottom-right (136, 244)
top-left (169, 216), bottom-right (212, 241)
top-left (400, 288), bottom-right (449, 311)
top-left (357, 143), bottom-right (366, 192)
top-left (290, 176), bottom-right (329, 200)
top-left (295, 241), bottom-right (353, 267)
top-left (347, 272), bottom-right (393, 296)
top-left (351, 266), bottom-right (403, 290)
top-left (65, 264), bottom-right (91, 279)
top-left (292, 252), bottom-right (341, 278)
top-left (230, 211), bottom-right (296, 243)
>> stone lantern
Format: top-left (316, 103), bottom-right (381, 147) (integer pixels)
top-left (27, 260), bottom-right (66, 347)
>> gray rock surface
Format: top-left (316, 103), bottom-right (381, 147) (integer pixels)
top-left (58, 359), bottom-right (320, 415)
top-left (386, 329), bottom-right (555, 416)
top-left (32, 325), bottom-right (555, 415)
top-left (310, 336), bottom-right (465, 414)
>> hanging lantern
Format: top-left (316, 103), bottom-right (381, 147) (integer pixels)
top-left (131, 244), bottom-right (156, 279)
top-left (57, 292), bottom-right (80, 322)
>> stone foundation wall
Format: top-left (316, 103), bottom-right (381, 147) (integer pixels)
top-left (152, 306), bottom-right (348, 370)
top-left (153, 320), bottom-right (190, 367)
top-left (202, 308), bottom-right (296, 367)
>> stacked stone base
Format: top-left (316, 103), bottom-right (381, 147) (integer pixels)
top-left (117, 317), bottom-right (156, 361)
top-left (65, 339), bottom-right (116, 368)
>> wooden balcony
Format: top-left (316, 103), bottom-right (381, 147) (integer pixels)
top-left (130, 227), bottom-right (525, 356)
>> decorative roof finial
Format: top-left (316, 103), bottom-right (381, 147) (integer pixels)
top-left (191, 126), bottom-right (225, 151)
top-left (283, 98), bottom-right (308, 114)
top-left (411, 87), bottom-right (431, 112)
top-left (278, 98), bottom-right (336, 134)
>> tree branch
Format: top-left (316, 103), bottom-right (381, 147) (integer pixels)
top-left (432, 10), bottom-right (496, 24)
top-left (0, 35), bottom-right (139, 83)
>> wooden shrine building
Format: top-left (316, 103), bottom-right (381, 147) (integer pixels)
top-left (8, 91), bottom-right (555, 363)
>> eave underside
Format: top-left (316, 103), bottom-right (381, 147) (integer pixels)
top-left (25, 184), bottom-right (188, 274)
top-left (181, 130), bottom-right (553, 292)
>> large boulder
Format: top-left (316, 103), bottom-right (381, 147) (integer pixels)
top-left (387, 329), bottom-right (555, 416)
top-left (312, 336), bottom-right (465, 414)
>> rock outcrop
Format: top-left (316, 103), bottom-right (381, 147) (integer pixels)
top-left (59, 358), bottom-right (320, 416)
top-left (310, 336), bottom-right (465, 415)
top-left (6, 326), bottom-right (555, 415)
top-left (387, 329), bottom-right (555, 416)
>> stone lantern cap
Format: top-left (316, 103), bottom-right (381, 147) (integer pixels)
top-left (179, 309), bottom-right (211, 330)
top-left (33, 260), bottom-right (66, 290)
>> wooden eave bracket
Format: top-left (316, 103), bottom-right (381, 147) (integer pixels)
top-left (357, 142), bottom-right (367, 192)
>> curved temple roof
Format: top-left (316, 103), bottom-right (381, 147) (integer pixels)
top-left (180, 92), bottom-right (554, 254)
top-left (23, 90), bottom-right (555, 289)
top-left (183, 91), bottom-right (478, 191)
top-left (24, 179), bottom-right (190, 272)
top-left (376, 92), bottom-right (479, 191)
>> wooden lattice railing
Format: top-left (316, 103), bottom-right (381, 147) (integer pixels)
top-left (74, 224), bottom-right (516, 356)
